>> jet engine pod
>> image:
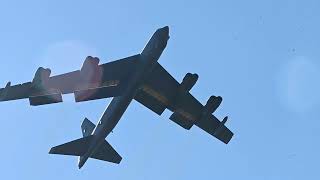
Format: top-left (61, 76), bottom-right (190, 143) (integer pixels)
top-left (180, 73), bottom-right (198, 93)
top-left (32, 67), bottom-right (52, 87)
top-left (81, 56), bottom-right (100, 73)
top-left (80, 56), bottom-right (102, 85)
top-left (203, 95), bottom-right (222, 116)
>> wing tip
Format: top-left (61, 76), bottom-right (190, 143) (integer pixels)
top-left (222, 131), bottom-right (234, 144)
top-left (115, 157), bottom-right (122, 164)
top-left (48, 147), bottom-right (57, 154)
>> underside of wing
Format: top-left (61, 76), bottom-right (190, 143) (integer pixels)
top-left (196, 115), bottom-right (233, 144)
top-left (0, 55), bottom-right (140, 105)
top-left (135, 63), bottom-right (234, 144)
top-left (134, 63), bottom-right (178, 115)
top-left (134, 89), bottom-right (167, 115)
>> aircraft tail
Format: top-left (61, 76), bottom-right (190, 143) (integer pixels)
top-left (90, 140), bottom-right (122, 164)
top-left (49, 135), bottom-right (122, 168)
top-left (81, 118), bottom-right (96, 137)
top-left (50, 135), bottom-right (95, 156)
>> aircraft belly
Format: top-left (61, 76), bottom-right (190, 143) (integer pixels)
top-left (93, 96), bottom-right (133, 138)
top-left (93, 54), bottom-right (161, 138)
top-left (85, 36), bottom-right (168, 165)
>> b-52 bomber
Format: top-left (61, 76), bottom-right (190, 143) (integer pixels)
top-left (0, 26), bottom-right (233, 168)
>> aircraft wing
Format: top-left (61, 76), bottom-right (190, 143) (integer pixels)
top-left (0, 55), bottom-right (140, 105)
top-left (135, 63), bottom-right (233, 144)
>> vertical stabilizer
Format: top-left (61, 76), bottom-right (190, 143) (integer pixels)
top-left (81, 118), bottom-right (96, 137)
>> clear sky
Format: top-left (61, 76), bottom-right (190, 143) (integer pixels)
top-left (0, 0), bottom-right (319, 179)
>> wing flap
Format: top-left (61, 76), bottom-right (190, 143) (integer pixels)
top-left (142, 63), bottom-right (179, 106)
top-left (134, 63), bottom-right (180, 115)
top-left (134, 90), bottom-right (166, 115)
top-left (74, 85), bottom-right (125, 102)
top-left (29, 92), bottom-right (63, 106)
top-left (169, 112), bottom-right (193, 130)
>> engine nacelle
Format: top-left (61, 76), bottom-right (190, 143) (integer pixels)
top-left (81, 56), bottom-right (100, 73)
top-left (32, 67), bottom-right (51, 87)
top-left (80, 56), bottom-right (101, 85)
top-left (173, 73), bottom-right (198, 110)
top-left (202, 96), bottom-right (222, 117)
top-left (180, 73), bottom-right (198, 93)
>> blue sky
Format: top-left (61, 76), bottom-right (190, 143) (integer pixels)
top-left (0, 0), bottom-right (319, 179)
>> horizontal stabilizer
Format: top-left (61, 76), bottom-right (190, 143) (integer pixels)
top-left (49, 135), bottom-right (94, 156)
top-left (91, 140), bottom-right (122, 164)
top-left (81, 118), bottom-right (96, 137)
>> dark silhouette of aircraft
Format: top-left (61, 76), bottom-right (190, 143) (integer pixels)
top-left (0, 26), bottom-right (233, 169)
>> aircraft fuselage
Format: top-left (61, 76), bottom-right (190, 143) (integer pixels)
top-left (78, 26), bottom-right (169, 168)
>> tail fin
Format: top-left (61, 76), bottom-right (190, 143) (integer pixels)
top-left (81, 118), bottom-right (96, 137)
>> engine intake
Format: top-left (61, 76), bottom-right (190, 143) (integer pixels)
top-left (180, 73), bottom-right (198, 93)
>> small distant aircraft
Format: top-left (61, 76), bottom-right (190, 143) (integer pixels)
top-left (0, 26), bottom-right (233, 168)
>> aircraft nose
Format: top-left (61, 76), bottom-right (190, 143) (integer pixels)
top-left (162, 26), bottom-right (169, 32)
top-left (161, 26), bottom-right (169, 36)
top-left (78, 156), bottom-right (86, 169)
top-left (78, 161), bottom-right (85, 169)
